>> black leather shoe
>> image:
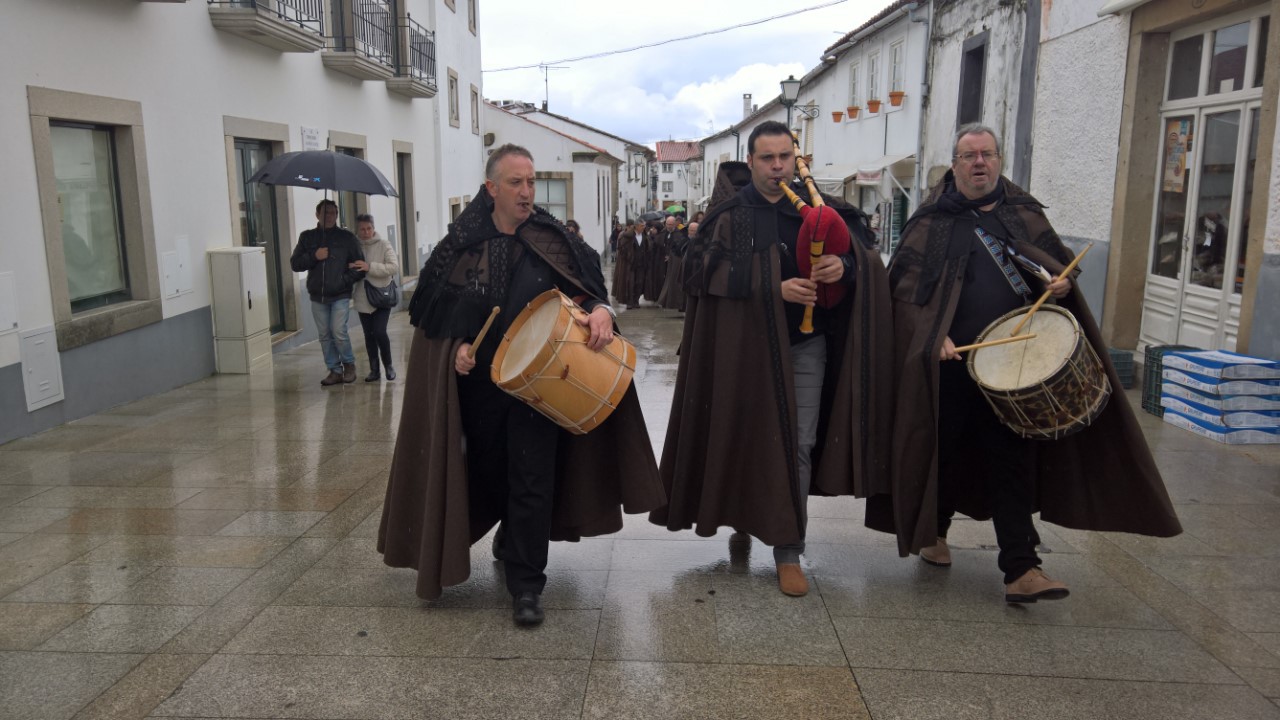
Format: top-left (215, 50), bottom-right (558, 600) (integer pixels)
top-left (364, 371), bottom-right (380, 383)
top-left (384, 365), bottom-right (396, 381)
top-left (512, 591), bottom-right (544, 626)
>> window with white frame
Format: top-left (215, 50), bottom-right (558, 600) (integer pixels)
top-left (868, 52), bottom-right (881, 102)
top-left (1166, 12), bottom-right (1270, 100)
top-left (468, 0), bottom-right (477, 34)
top-left (890, 41), bottom-right (905, 93)
top-left (661, 162), bottom-right (673, 173)
top-left (849, 61), bottom-right (860, 106)
top-left (535, 178), bottom-right (567, 221)
top-left (662, 181), bottom-right (673, 192)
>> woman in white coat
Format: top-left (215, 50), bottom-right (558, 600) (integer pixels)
top-left (351, 214), bottom-right (399, 381)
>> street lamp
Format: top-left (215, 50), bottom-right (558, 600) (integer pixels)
top-left (779, 75), bottom-right (801, 128)
top-left (778, 75), bottom-right (818, 129)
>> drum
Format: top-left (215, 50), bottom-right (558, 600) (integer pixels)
top-left (491, 289), bottom-right (636, 435)
top-left (966, 305), bottom-right (1110, 440)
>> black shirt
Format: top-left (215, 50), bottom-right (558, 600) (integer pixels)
top-left (948, 213), bottom-right (1029, 346)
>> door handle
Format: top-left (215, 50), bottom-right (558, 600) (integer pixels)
top-left (247, 291), bottom-right (252, 310)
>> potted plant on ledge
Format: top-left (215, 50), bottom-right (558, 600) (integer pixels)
top-left (832, 110), bottom-right (844, 122)
top-left (889, 90), bottom-right (906, 107)
top-left (847, 105), bottom-right (860, 119)
top-left (867, 98), bottom-right (882, 113)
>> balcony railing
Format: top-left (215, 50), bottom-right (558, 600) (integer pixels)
top-left (330, 0), bottom-right (394, 68)
top-left (207, 0), bottom-right (323, 35)
top-left (399, 15), bottom-right (436, 89)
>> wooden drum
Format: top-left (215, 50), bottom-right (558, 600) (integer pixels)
top-left (491, 289), bottom-right (636, 435)
top-left (966, 305), bottom-right (1110, 440)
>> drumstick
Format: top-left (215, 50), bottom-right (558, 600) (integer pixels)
top-left (466, 306), bottom-right (502, 360)
top-left (1010, 243), bottom-right (1094, 337)
top-left (953, 333), bottom-right (1038, 354)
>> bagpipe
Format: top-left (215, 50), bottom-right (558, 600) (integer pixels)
top-left (775, 133), bottom-right (851, 333)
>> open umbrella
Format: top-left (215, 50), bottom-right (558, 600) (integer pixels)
top-left (638, 210), bottom-right (665, 222)
top-left (248, 150), bottom-right (398, 196)
top-left (665, 204), bottom-right (685, 214)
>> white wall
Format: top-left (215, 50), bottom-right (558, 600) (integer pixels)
top-left (482, 105), bottom-right (615, 255)
top-left (805, 9), bottom-right (927, 209)
top-left (921, 0), bottom-right (1027, 182)
top-left (0, 0), bottom-right (452, 369)
top-left (1030, 5), bottom-right (1129, 244)
top-left (656, 162), bottom-right (689, 209)
top-left (431, 0), bottom-right (485, 255)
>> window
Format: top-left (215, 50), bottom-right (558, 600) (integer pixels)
top-left (848, 61), bottom-right (860, 107)
top-left (333, 145), bottom-right (365, 230)
top-left (662, 181), bottom-right (673, 192)
top-left (535, 178), bottom-right (567, 221)
top-left (447, 68), bottom-right (460, 127)
top-left (468, 0), bottom-right (476, 34)
top-left (957, 32), bottom-right (988, 126)
top-left (470, 84), bottom-right (480, 134)
top-left (890, 41), bottom-right (905, 92)
top-left (51, 124), bottom-right (130, 313)
top-left (30, 87), bottom-right (162, 350)
top-left (867, 52), bottom-right (880, 102)
top-left (1168, 14), bottom-right (1270, 100)
top-left (661, 162), bottom-right (673, 173)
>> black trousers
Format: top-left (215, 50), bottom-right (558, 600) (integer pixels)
top-left (358, 307), bottom-right (392, 370)
top-left (458, 376), bottom-right (559, 596)
top-left (936, 361), bottom-right (1040, 584)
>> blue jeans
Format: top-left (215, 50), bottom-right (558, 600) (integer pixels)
top-left (312, 299), bottom-right (355, 372)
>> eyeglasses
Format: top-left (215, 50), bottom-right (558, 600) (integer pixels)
top-left (954, 151), bottom-right (1000, 164)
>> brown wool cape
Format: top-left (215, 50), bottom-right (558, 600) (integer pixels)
top-left (865, 174), bottom-right (1182, 555)
top-left (650, 162), bottom-right (895, 546)
top-left (612, 229), bottom-right (643, 306)
top-left (377, 189), bottom-right (666, 600)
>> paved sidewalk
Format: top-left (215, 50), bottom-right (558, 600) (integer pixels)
top-left (1, 304), bottom-right (1278, 720)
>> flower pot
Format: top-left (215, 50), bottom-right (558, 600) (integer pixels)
top-left (831, 111), bottom-right (844, 122)
top-left (847, 106), bottom-right (860, 119)
top-left (867, 99), bottom-right (881, 113)
top-left (889, 91), bottom-right (906, 107)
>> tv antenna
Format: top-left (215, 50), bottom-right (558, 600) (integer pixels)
top-left (539, 65), bottom-right (569, 110)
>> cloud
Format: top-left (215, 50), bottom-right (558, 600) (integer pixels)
top-left (480, 0), bottom-right (883, 144)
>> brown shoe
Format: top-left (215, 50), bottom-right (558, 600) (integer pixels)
top-left (320, 370), bottom-right (343, 386)
top-left (920, 538), bottom-right (951, 567)
top-left (1005, 567), bottom-right (1070, 604)
top-left (341, 362), bottom-right (357, 383)
top-left (776, 562), bottom-right (809, 597)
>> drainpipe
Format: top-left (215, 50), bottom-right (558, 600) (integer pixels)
top-left (910, 0), bottom-right (930, 212)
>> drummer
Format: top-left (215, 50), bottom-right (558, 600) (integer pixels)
top-left (866, 123), bottom-right (1181, 603)
top-left (377, 144), bottom-right (664, 626)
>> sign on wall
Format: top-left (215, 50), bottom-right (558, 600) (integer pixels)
top-left (301, 126), bottom-right (324, 152)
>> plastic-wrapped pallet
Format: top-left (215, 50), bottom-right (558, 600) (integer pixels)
top-left (1159, 350), bottom-right (1280, 444)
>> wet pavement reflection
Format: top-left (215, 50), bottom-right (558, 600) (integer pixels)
top-left (1, 293), bottom-right (1279, 720)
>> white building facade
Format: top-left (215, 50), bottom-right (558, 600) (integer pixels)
top-left (482, 105), bottom-right (621, 254)
top-left (1, 0), bottom-right (480, 443)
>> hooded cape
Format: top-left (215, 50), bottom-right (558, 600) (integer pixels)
top-left (866, 173), bottom-right (1182, 555)
top-left (650, 162), bottom-right (895, 545)
top-left (377, 188), bottom-right (666, 599)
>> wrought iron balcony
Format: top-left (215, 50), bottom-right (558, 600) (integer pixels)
top-left (386, 14), bottom-right (437, 99)
top-left (323, 0), bottom-right (395, 80)
top-left (207, 0), bottom-right (325, 52)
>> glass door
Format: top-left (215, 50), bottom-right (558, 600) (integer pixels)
top-left (234, 139), bottom-right (287, 333)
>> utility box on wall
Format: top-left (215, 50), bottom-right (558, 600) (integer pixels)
top-left (208, 247), bottom-right (272, 374)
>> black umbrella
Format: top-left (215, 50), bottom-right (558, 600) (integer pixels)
top-left (248, 150), bottom-right (398, 196)
top-left (638, 210), bottom-right (665, 222)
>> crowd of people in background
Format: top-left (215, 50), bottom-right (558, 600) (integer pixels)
top-left (603, 210), bottom-right (703, 312)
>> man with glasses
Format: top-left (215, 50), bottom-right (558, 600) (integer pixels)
top-left (868, 123), bottom-right (1181, 603)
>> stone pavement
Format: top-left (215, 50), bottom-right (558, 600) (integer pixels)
top-left (1, 303), bottom-right (1278, 720)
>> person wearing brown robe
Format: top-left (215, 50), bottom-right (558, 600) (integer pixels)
top-left (652, 121), bottom-right (895, 597)
top-left (658, 220), bottom-right (692, 311)
top-left (641, 222), bottom-right (668, 303)
top-left (866, 124), bottom-right (1181, 603)
top-left (377, 145), bottom-right (665, 625)
top-left (612, 219), bottom-right (645, 308)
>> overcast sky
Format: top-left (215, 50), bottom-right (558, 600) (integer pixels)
top-left (478, 0), bottom-right (887, 146)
